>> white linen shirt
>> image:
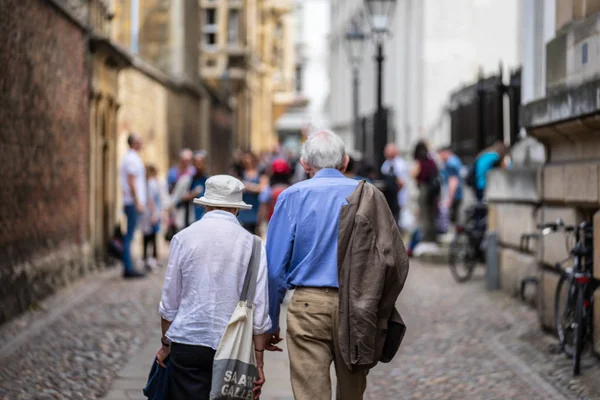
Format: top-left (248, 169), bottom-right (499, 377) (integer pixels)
top-left (119, 149), bottom-right (147, 205)
top-left (159, 210), bottom-right (271, 349)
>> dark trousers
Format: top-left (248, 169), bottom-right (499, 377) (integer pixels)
top-left (169, 342), bottom-right (216, 400)
top-left (143, 232), bottom-right (157, 260)
top-left (122, 205), bottom-right (138, 274)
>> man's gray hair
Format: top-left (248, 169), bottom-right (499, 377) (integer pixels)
top-left (300, 130), bottom-right (346, 170)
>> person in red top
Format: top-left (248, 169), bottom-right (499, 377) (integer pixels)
top-left (412, 140), bottom-right (440, 244)
top-left (259, 158), bottom-right (292, 225)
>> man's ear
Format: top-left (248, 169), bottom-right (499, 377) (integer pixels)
top-left (340, 155), bottom-right (349, 173)
top-left (300, 159), bottom-right (310, 174)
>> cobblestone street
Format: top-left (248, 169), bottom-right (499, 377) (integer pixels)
top-left (0, 260), bottom-right (599, 400)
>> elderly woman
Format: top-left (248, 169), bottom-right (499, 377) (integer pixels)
top-left (156, 175), bottom-right (272, 399)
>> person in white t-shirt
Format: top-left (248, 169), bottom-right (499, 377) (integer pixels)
top-left (381, 143), bottom-right (409, 228)
top-left (119, 134), bottom-right (147, 278)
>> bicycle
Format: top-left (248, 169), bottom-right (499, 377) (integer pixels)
top-left (539, 219), bottom-right (597, 376)
top-left (448, 202), bottom-right (487, 282)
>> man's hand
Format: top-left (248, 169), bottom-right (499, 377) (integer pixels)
top-left (156, 345), bottom-right (170, 368)
top-left (136, 202), bottom-right (145, 214)
top-left (253, 366), bottom-right (265, 399)
top-left (265, 329), bottom-right (283, 352)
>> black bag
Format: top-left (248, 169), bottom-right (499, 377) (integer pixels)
top-left (427, 175), bottom-right (441, 199)
top-left (164, 224), bottom-right (178, 242)
top-left (382, 166), bottom-right (400, 217)
top-left (465, 162), bottom-right (477, 189)
top-left (380, 308), bottom-right (406, 363)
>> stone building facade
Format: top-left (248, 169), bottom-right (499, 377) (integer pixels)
top-left (0, 0), bottom-right (91, 324)
top-left (0, 0), bottom-right (231, 324)
top-left (488, 0), bottom-right (600, 356)
top-left (199, 0), bottom-right (296, 152)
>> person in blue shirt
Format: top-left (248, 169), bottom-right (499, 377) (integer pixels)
top-left (474, 141), bottom-right (508, 201)
top-left (238, 151), bottom-right (269, 234)
top-left (265, 130), bottom-right (368, 399)
top-left (438, 146), bottom-right (464, 224)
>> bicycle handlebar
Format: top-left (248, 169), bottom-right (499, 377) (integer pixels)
top-left (537, 219), bottom-right (591, 234)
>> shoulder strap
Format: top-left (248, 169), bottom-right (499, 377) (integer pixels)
top-left (240, 235), bottom-right (262, 303)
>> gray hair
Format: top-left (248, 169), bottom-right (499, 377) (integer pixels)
top-left (300, 130), bottom-right (346, 170)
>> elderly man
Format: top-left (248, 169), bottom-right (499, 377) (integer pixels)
top-left (157, 175), bottom-right (271, 399)
top-left (266, 130), bottom-right (409, 399)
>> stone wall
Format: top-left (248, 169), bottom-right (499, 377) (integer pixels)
top-left (0, 0), bottom-right (91, 323)
top-left (486, 168), bottom-right (540, 306)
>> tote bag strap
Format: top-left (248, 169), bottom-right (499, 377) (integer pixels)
top-left (240, 235), bottom-right (262, 304)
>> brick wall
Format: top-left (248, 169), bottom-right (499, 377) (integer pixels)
top-left (0, 0), bottom-right (90, 323)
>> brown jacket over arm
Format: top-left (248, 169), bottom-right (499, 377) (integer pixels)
top-left (337, 180), bottom-right (410, 372)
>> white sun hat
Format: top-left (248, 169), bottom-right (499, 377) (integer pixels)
top-left (193, 175), bottom-right (252, 210)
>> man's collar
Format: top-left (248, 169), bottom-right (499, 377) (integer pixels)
top-left (313, 168), bottom-right (345, 179)
top-left (202, 210), bottom-right (241, 224)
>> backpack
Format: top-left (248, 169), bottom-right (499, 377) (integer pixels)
top-left (465, 162), bottom-right (477, 189)
top-left (428, 175), bottom-right (441, 199)
top-left (382, 165), bottom-right (400, 216)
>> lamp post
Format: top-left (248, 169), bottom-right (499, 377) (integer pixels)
top-left (344, 22), bottom-right (367, 152)
top-left (364, 0), bottom-right (396, 170)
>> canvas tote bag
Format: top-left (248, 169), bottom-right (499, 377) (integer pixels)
top-left (210, 236), bottom-right (262, 400)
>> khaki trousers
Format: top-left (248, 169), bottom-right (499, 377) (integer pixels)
top-left (287, 288), bottom-right (367, 400)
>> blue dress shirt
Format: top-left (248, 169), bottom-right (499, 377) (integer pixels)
top-left (266, 168), bottom-right (359, 333)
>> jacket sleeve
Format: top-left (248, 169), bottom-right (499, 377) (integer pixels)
top-left (373, 188), bottom-right (409, 311)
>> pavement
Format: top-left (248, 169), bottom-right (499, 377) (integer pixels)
top-left (1, 260), bottom-right (600, 399)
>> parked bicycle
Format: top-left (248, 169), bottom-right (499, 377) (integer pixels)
top-left (539, 219), bottom-right (597, 376)
top-left (448, 202), bottom-right (488, 282)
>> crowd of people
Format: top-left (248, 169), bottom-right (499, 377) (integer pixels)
top-left (117, 135), bottom-right (316, 278)
top-left (380, 139), bottom-right (510, 256)
top-left (117, 132), bottom-right (510, 278)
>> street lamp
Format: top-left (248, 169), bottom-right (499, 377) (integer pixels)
top-left (364, 0), bottom-right (396, 169)
top-left (344, 22), bottom-right (367, 152)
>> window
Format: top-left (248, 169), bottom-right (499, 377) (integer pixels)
top-left (203, 8), bottom-right (218, 49)
top-left (228, 9), bottom-right (240, 46)
top-left (295, 64), bottom-right (303, 93)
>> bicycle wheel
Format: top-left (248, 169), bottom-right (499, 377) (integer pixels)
top-left (448, 231), bottom-right (477, 283)
top-left (573, 287), bottom-right (585, 376)
top-left (555, 273), bottom-right (576, 356)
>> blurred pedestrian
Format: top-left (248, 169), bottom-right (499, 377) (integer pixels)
top-left (265, 130), bottom-right (409, 400)
top-left (170, 151), bottom-right (209, 229)
top-left (238, 151), bottom-right (269, 234)
top-left (157, 175), bottom-right (271, 399)
top-left (412, 140), bottom-right (440, 245)
top-left (228, 149), bottom-right (245, 179)
top-left (258, 158), bottom-right (292, 227)
top-left (438, 146), bottom-right (464, 224)
top-left (471, 141), bottom-right (508, 201)
top-left (142, 165), bottom-right (162, 270)
top-left (167, 148), bottom-right (194, 193)
top-left (343, 155), bottom-right (371, 182)
top-left (381, 143), bottom-right (409, 227)
top-left (119, 133), bottom-right (146, 279)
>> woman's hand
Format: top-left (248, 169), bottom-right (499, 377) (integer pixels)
top-left (156, 345), bottom-right (170, 368)
top-left (253, 366), bottom-right (265, 399)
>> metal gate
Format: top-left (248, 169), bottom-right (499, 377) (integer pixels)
top-left (449, 68), bottom-right (521, 164)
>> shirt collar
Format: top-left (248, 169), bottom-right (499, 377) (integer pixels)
top-left (313, 168), bottom-right (345, 179)
top-left (202, 210), bottom-right (241, 225)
